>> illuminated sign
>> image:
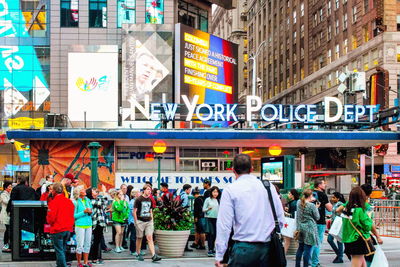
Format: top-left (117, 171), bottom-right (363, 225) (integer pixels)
top-left (145, 0), bottom-right (164, 24)
top-left (130, 95), bottom-right (377, 124)
top-left (0, 0), bottom-right (50, 118)
top-left (118, 0), bottom-right (136, 27)
top-left (8, 117), bottom-right (44, 129)
top-left (175, 24), bottom-right (238, 126)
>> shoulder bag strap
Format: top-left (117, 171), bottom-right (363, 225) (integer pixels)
top-left (262, 180), bottom-right (281, 233)
top-left (346, 213), bottom-right (373, 255)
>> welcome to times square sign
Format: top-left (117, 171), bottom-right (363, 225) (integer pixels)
top-left (128, 95), bottom-right (377, 124)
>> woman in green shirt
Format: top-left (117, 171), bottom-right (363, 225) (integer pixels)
top-left (342, 186), bottom-right (375, 267)
top-left (112, 190), bottom-right (129, 253)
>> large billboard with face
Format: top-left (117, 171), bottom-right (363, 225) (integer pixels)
top-left (121, 24), bottom-right (173, 126)
top-left (68, 49), bottom-right (118, 123)
top-left (175, 23), bottom-right (238, 125)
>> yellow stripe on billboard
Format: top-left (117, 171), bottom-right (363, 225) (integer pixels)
top-left (184, 33), bottom-right (209, 48)
top-left (8, 117), bottom-right (45, 129)
top-left (184, 75), bottom-right (232, 94)
top-left (184, 58), bottom-right (218, 75)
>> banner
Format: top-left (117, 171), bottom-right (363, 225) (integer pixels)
top-left (116, 172), bottom-right (237, 190)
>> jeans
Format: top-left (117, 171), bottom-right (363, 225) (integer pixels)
top-left (51, 231), bottom-right (70, 267)
top-left (206, 218), bottom-right (217, 251)
top-left (75, 226), bottom-right (92, 254)
top-left (128, 223), bottom-right (137, 253)
top-left (296, 242), bottom-right (313, 267)
top-left (327, 234), bottom-right (343, 260)
top-left (228, 241), bottom-right (270, 267)
top-left (311, 224), bottom-right (326, 267)
top-left (90, 225), bottom-right (104, 261)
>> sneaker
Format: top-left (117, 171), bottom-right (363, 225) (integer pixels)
top-left (152, 254), bottom-right (161, 262)
top-left (96, 260), bottom-right (105, 265)
top-left (136, 254), bottom-right (144, 261)
top-left (114, 247), bottom-right (122, 253)
top-left (122, 245), bottom-right (128, 249)
top-left (190, 243), bottom-right (198, 249)
top-left (120, 247), bottom-right (126, 252)
top-left (108, 241), bottom-right (115, 245)
top-left (198, 246), bottom-right (206, 250)
top-left (84, 263), bottom-right (93, 267)
top-left (333, 257), bottom-right (343, 263)
top-left (102, 247), bottom-right (112, 253)
top-left (2, 244), bottom-right (9, 250)
top-left (140, 250), bottom-right (146, 256)
top-left (131, 251), bottom-right (138, 256)
top-left (207, 250), bottom-right (214, 257)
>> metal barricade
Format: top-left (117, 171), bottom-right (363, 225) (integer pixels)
top-left (373, 200), bottom-right (400, 238)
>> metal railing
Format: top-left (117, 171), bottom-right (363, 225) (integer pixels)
top-left (373, 200), bottom-right (400, 238)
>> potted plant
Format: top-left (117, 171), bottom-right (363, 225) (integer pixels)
top-left (153, 196), bottom-right (193, 257)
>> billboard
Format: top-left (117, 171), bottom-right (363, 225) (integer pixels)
top-left (68, 50), bottom-right (118, 122)
top-left (30, 141), bottom-right (115, 189)
top-left (117, 0), bottom-right (136, 28)
top-left (121, 24), bottom-right (173, 126)
top-left (0, 0), bottom-right (50, 127)
top-left (175, 23), bottom-right (238, 125)
top-left (145, 0), bottom-right (164, 24)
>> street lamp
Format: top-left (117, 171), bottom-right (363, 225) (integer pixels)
top-left (152, 140), bottom-right (167, 189)
top-left (248, 40), bottom-right (266, 98)
top-left (88, 142), bottom-right (102, 188)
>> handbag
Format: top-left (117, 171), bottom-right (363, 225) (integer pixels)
top-left (348, 218), bottom-right (375, 256)
top-left (328, 216), bottom-right (343, 242)
top-left (262, 180), bottom-right (287, 267)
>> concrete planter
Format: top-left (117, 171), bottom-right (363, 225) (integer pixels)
top-left (154, 229), bottom-right (190, 257)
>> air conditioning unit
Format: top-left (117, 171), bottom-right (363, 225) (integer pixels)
top-left (45, 113), bottom-right (68, 128)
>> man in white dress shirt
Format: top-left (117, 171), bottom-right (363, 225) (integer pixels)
top-left (215, 154), bottom-right (285, 267)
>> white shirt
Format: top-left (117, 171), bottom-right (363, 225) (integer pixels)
top-left (215, 174), bottom-right (285, 261)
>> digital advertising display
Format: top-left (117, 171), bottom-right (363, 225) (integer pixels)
top-left (145, 0), bottom-right (164, 24)
top-left (175, 23), bottom-right (238, 126)
top-left (261, 157), bottom-right (284, 185)
top-left (121, 24), bottom-right (173, 126)
top-left (0, 0), bottom-right (50, 127)
top-left (117, 0), bottom-right (136, 28)
top-left (68, 49), bottom-right (118, 122)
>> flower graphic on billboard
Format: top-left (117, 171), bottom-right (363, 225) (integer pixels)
top-left (76, 76), bottom-right (110, 92)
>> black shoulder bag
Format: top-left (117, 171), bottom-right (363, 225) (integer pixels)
top-left (262, 180), bottom-right (287, 267)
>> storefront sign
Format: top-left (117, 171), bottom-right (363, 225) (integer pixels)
top-left (8, 117), bottom-right (44, 129)
top-left (131, 95), bottom-right (377, 124)
top-left (116, 172), bottom-right (237, 190)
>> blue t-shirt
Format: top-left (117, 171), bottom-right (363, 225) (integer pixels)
top-left (128, 198), bottom-right (135, 224)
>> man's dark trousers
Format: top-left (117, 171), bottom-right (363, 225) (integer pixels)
top-left (51, 231), bottom-right (70, 267)
top-left (228, 241), bottom-right (270, 267)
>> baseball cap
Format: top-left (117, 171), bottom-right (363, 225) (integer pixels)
top-left (64, 173), bottom-right (77, 183)
top-left (203, 178), bottom-right (211, 185)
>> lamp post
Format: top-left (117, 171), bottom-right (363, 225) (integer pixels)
top-left (248, 40), bottom-right (266, 98)
top-left (88, 142), bottom-right (102, 188)
top-left (152, 140), bottom-right (167, 190)
top-left (10, 139), bottom-right (15, 182)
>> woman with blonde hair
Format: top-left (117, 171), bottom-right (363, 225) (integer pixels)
top-left (112, 189), bottom-right (129, 253)
top-left (73, 185), bottom-right (93, 267)
top-left (295, 189), bottom-right (320, 267)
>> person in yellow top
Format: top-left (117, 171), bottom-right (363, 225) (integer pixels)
top-left (341, 187), bottom-right (375, 267)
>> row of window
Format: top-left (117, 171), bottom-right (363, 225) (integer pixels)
top-left (60, 0), bottom-right (164, 28)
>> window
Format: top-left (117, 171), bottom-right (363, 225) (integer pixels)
top-left (300, 24), bottom-right (304, 38)
top-left (178, 0), bottom-right (208, 32)
top-left (343, 13), bottom-right (348, 29)
top-left (335, 0), bottom-right (339, 9)
top-left (335, 44), bottom-right (340, 59)
top-left (300, 2), bottom-right (304, 16)
top-left (352, 35), bottom-right (358, 49)
top-left (319, 8), bottom-right (323, 22)
top-left (335, 19), bottom-right (339, 34)
top-left (328, 25), bottom-right (332, 39)
top-left (327, 49), bottom-right (332, 63)
top-left (352, 6), bottom-right (357, 23)
top-left (327, 1), bottom-right (331, 15)
top-left (293, 10), bottom-right (297, 24)
top-left (61, 0), bottom-right (79, 27)
top-left (364, 0), bottom-right (369, 13)
top-left (313, 13), bottom-right (318, 26)
top-left (344, 38), bottom-right (348, 54)
top-left (293, 31), bottom-right (297, 40)
top-left (89, 0), bottom-right (107, 28)
top-left (397, 15), bottom-right (400, 31)
top-left (117, 0), bottom-right (136, 28)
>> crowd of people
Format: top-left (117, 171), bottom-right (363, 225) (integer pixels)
top-left (0, 154), bottom-right (386, 267)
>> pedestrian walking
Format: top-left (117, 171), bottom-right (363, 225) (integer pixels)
top-left (112, 189), bottom-right (129, 253)
top-left (342, 187), bottom-right (375, 267)
top-left (215, 154), bottom-right (285, 267)
top-left (327, 192), bottom-right (346, 264)
top-left (202, 178), bottom-right (211, 199)
top-left (120, 184), bottom-right (130, 249)
top-left (295, 189), bottom-right (320, 267)
top-left (203, 186), bottom-right (219, 257)
top-left (284, 188), bottom-right (300, 253)
top-left (128, 189), bottom-right (140, 256)
top-left (0, 182), bottom-right (12, 252)
top-left (311, 178), bottom-right (333, 267)
top-left (160, 182), bottom-right (172, 202)
top-left (133, 184), bottom-right (161, 262)
top-left (191, 187), bottom-right (206, 250)
top-left (180, 184), bottom-right (193, 252)
top-left (87, 187), bottom-right (107, 265)
top-left (73, 185), bottom-right (93, 267)
top-left (46, 182), bottom-right (75, 267)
